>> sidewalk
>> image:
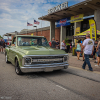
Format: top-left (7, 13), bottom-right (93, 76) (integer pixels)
top-left (68, 53), bottom-right (100, 72)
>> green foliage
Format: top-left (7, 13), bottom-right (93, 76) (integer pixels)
top-left (65, 38), bottom-right (70, 45)
top-left (0, 35), bottom-right (3, 39)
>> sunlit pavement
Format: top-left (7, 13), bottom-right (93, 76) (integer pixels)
top-left (68, 53), bottom-right (100, 73)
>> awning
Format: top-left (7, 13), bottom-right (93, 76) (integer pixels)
top-left (73, 29), bottom-right (100, 39)
top-left (38, 0), bottom-right (100, 21)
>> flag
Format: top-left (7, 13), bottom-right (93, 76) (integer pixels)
top-left (27, 22), bottom-right (33, 26)
top-left (34, 20), bottom-right (40, 25)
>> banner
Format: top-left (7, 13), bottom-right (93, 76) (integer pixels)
top-left (75, 27), bottom-right (80, 35)
top-left (56, 17), bottom-right (70, 27)
top-left (89, 19), bottom-right (97, 40)
top-left (70, 14), bottom-right (84, 23)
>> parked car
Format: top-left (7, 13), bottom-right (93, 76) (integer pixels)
top-left (5, 35), bottom-right (69, 75)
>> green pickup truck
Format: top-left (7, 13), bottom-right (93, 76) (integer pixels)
top-left (5, 35), bottom-right (69, 75)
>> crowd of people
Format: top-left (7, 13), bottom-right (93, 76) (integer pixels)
top-left (49, 37), bottom-right (72, 53)
top-left (75, 33), bottom-right (100, 71)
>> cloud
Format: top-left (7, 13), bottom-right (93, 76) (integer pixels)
top-left (0, 0), bottom-right (85, 37)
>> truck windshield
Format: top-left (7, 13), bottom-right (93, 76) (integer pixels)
top-left (17, 37), bottom-right (49, 47)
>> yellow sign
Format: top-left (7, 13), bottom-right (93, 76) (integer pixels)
top-left (75, 27), bottom-right (80, 35)
top-left (31, 33), bottom-right (33, 36)
top-left (89, 19), bottom-right (97, 40)
top-left (70, 14), bottom-right (84, 23)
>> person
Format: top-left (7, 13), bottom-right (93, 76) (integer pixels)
top-left (82, 33), bottom-right (94, 71)
top-left (56, 40), bottom-right (60, 49)
top-left (76, 40), bottom-right (82, 60)
top-left (51, 37), bottom-right (57, 48)
top-left (0, 38), bottom-right (4, 53)
top-left (60, 40), bottom-right (66, 51)
top-left (3, 40), bottom-right (5, 52)
top-left (95, 41), bottom-right (100, 67)
top-left (42, 39), bottom-right (47, 46)
top-left (82, 40), bottom-right (84, 61)
top-left (93, 40), bottom-right (98, 60)
top-left (49, 41), bottom-right (51, 47)
top-left (11, 38), bottom-right (16, 46)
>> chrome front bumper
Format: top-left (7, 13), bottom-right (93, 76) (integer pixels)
top-left (20, 62), bottom-right (69, 73)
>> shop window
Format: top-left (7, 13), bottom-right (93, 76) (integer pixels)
top-left (66, 24), bottom-right (74, 36)
top-left (81, 18), bottom-right (94, 32)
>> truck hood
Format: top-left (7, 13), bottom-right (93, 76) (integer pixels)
top-left (16, 46), bottom-right (66, 55)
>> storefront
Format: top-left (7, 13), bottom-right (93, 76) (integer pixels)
top-left (38, 0), bottom-right (100, 45)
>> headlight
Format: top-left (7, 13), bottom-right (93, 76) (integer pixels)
top-left (25, 57), bottom-right (32, 65)
top-left (63, 55), bottom-right (69, 62)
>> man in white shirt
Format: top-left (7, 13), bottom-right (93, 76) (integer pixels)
top-left (82, 33), bottom-right (94, 71)
top-left (60, 40), bottom-right (66, 51)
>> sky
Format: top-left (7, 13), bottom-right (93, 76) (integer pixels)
top-left (0, 0), bottom-right (85, 38)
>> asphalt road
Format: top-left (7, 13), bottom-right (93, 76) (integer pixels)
top-left (0, 53), bottom-right (100, 100)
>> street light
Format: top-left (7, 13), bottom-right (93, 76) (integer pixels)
top-left (33, 26), bottom-right (37, 35)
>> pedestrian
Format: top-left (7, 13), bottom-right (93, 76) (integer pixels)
top-left (60, 40), bottom-right (66, 51)
top-left (95, 41), bottom-right (100, 67)
top-left (93, 40), bottom-right (98, 60)
top-left (49, 41), bottom-right (51, 47)
top-left (56, 40), bottom-right (60, 49)
top-left (82, 33), bottom-right (94, 71)
top-left (51, 37), bottom-right (57, 48)
top-left (81, 39), bottom-right (84, 61)
top-left (0, 38), bottom-right (4, 53)
top-left (3, 40), bottom-right (5, 53)
top-left (76, 40), bottom-right (82, 60)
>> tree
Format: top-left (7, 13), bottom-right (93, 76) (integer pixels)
top-left (65, 38), bottom-right (70, 45)
top-left (0, 35), bottom-right (3, 39)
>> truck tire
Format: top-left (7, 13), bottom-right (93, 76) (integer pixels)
top-left (15, 59), bottom-right (23, 75)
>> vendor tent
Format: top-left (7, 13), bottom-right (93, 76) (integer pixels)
top-left (73, 29), bottom-right (100, 39)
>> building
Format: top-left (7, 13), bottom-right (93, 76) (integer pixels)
top-left (38, 0), bottom-right (100, 43)
top-left (4, 0), bottom-right (100, 43)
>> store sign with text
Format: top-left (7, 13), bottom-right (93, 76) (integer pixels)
top-left (48, 2), bottom-right (68, 14)
top-left (56, 18), bottom-right (70, 27)
top-left (70, 14), bottom-right (84, 23)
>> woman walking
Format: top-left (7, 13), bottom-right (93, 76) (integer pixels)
top-left (95, 41), bottom-right (100, 67)
top-left (76, 40), bottom-right (82, 60)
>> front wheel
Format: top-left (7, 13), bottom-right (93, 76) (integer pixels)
top-left (15, 59), bottom-right (23, 75)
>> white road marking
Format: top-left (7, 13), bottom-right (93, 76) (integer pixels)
top-left (56, 85), bottom-right (66, 90)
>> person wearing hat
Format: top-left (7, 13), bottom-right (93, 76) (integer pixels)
top-left (82, 33), bottom-right (94, 71)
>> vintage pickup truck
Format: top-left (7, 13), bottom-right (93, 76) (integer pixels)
top-left (5, 35), bottom-right (69, 75)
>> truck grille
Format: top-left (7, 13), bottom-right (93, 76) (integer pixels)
top-left (31, 56), bottom-right (64, 64)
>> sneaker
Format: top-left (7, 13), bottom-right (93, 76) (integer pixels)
top-left (95, 65), bottom-right (99, 67)
top-left (82, 67), bottom-right (85, 70)
top-left (87, 69), bottom-right (93, 72)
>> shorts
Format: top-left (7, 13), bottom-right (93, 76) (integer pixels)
top-left (93, 50), bottom-right (96, 56)
top-left (98, 55), bottom-right (100, 57)
top-left (96, 52), bottom-right (98, 57)
top-left (76, 50), bottom-right (81, 52)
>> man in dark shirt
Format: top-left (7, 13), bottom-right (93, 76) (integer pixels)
top-left (51, 37), bottom-right (57, 48)
top-left (56, 40), bottom-right (60, 49)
